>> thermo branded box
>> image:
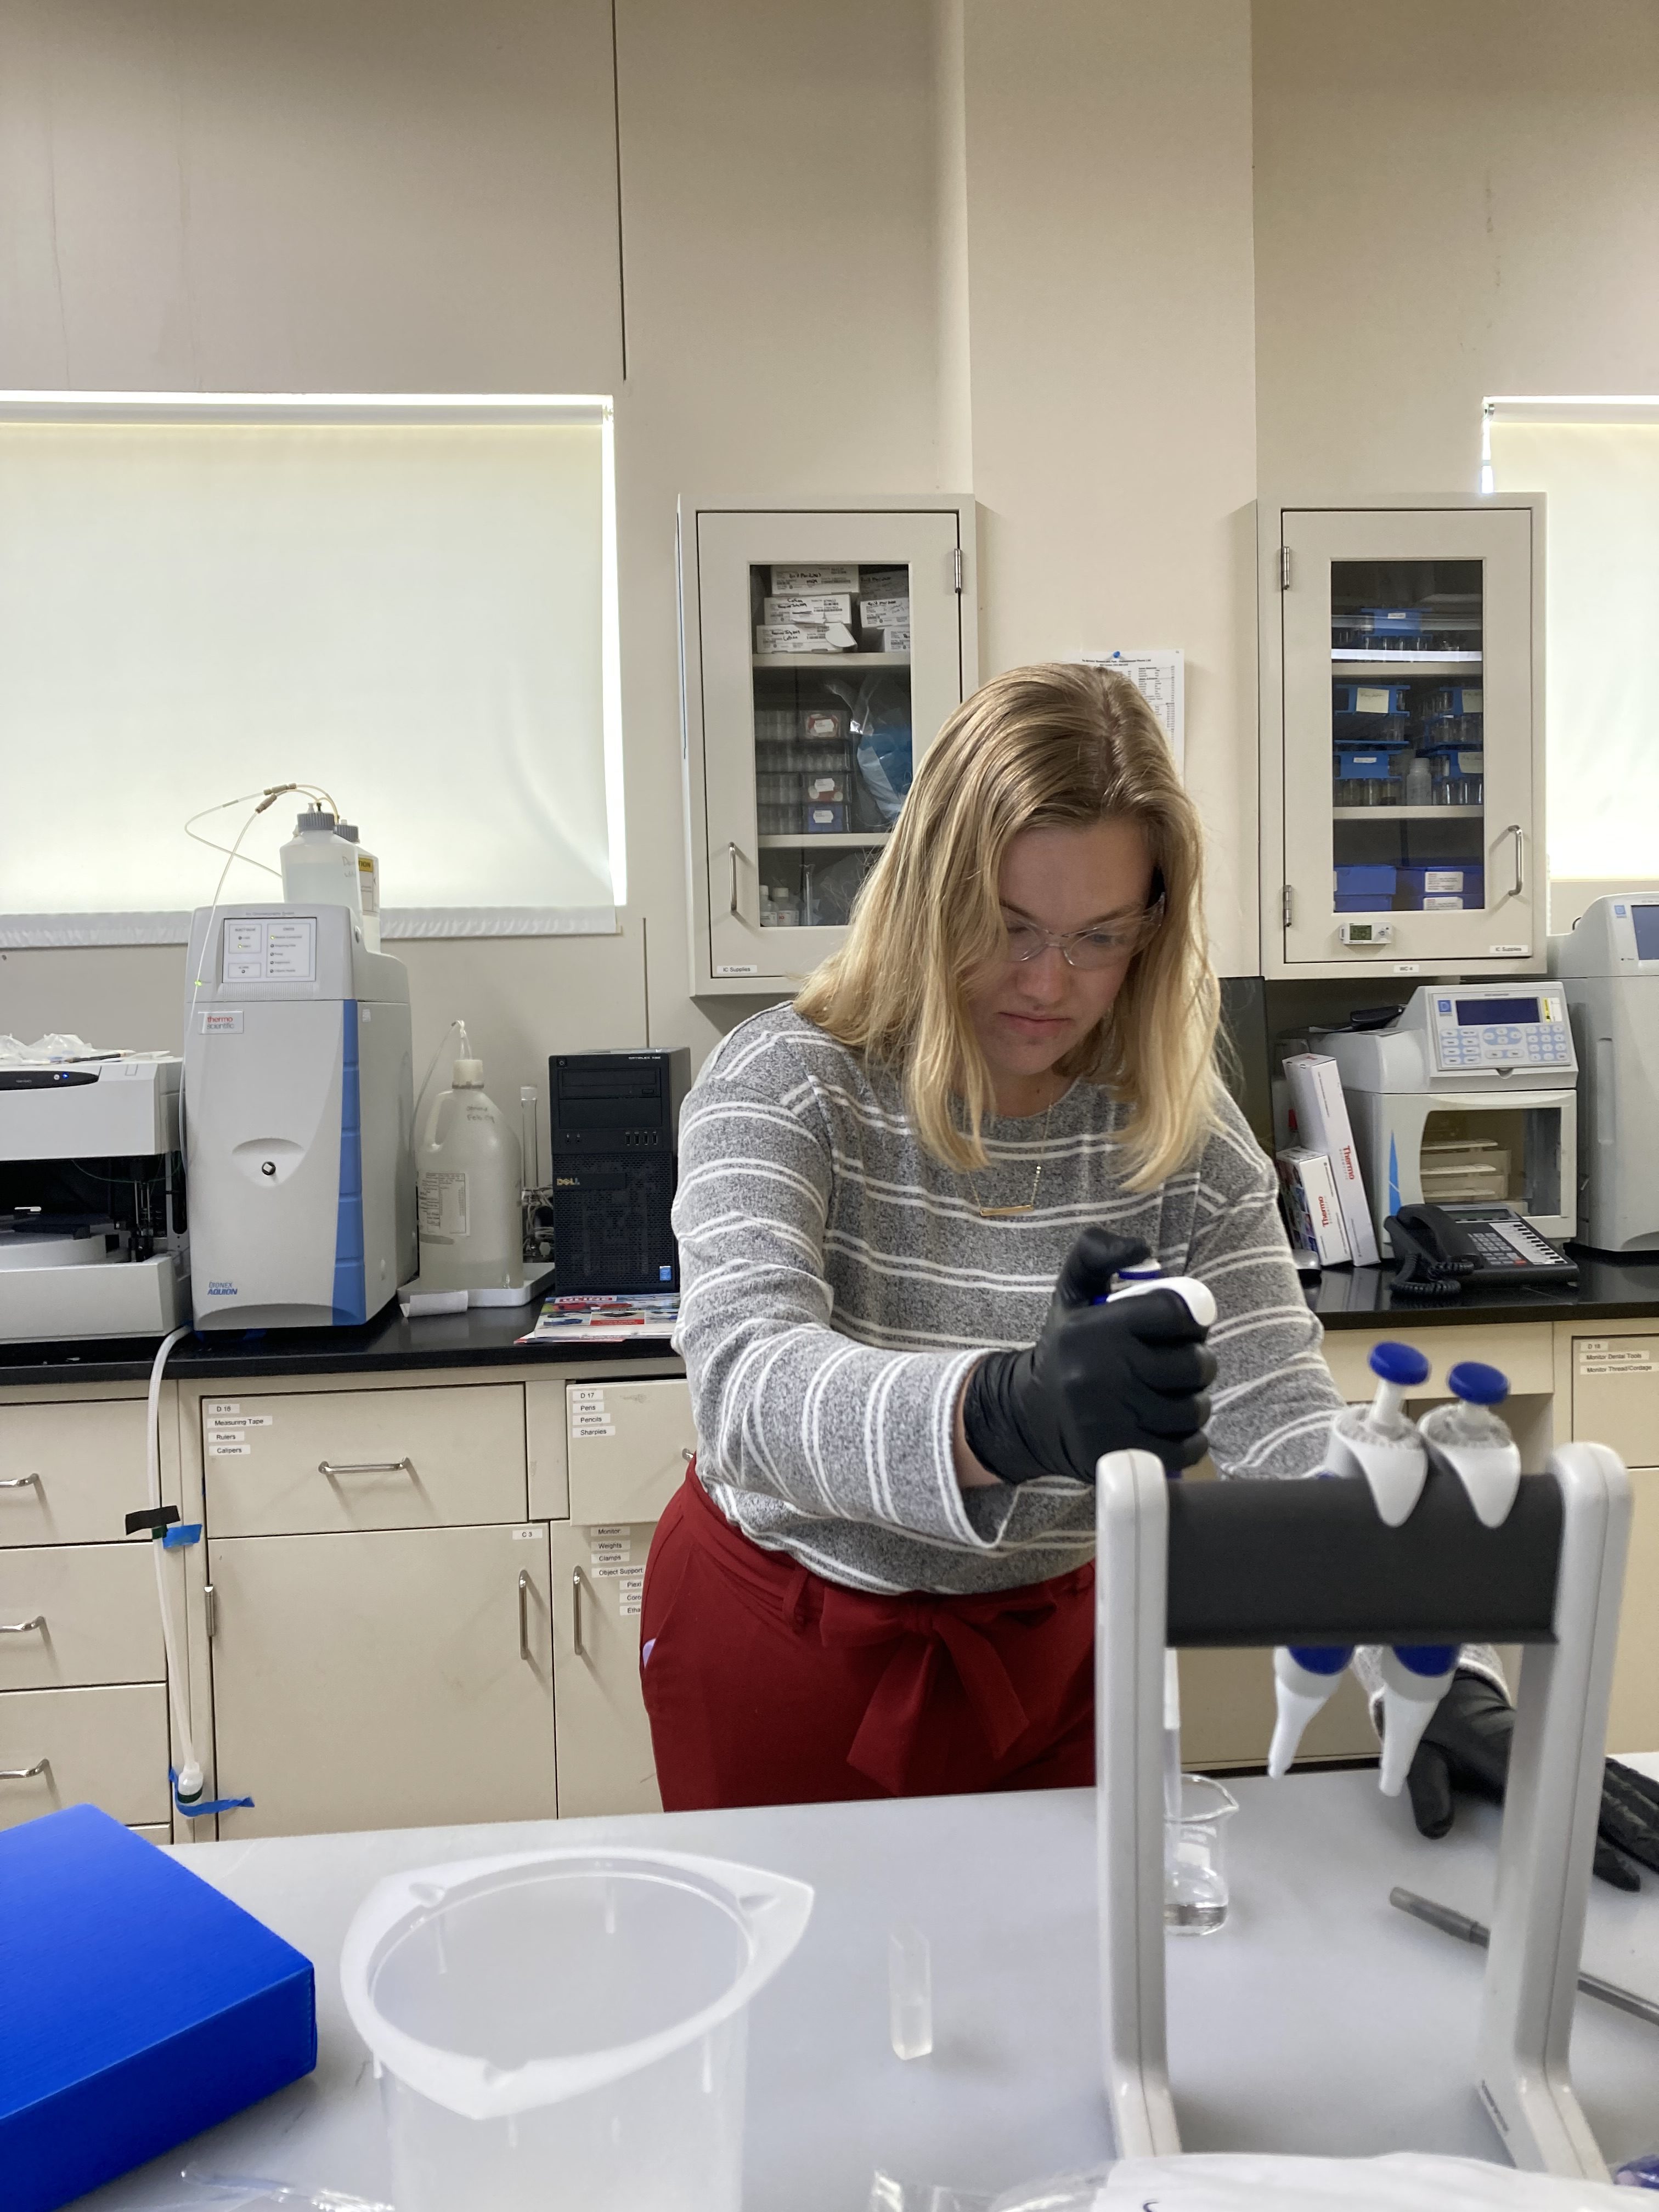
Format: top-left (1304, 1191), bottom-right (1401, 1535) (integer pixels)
top-left (0, 1805), bottom-right (316, 2212)
top-left (1276, 1148), bottom-right (1352, 1267)
top-left (1283, 1053), bottom-right (1380, 1267)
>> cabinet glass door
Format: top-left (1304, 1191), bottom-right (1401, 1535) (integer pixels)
top-left (1280, 507), bottom-right (1536, 969)
top-left (697, 509), bottom-right (964, 985)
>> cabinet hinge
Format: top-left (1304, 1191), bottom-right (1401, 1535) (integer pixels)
top-left (1281, 884), bottom-right (1294, 929)
top-left (1278, 546), bottom-right (1292, 591)
top-left (952, 547), bottom-right (965, 593)
top-left (203, 1582), bottom-right (217, 1640)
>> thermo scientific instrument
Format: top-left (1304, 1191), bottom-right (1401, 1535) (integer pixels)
top-left (183, 906), bottom-right (416, 1329)
top-left (0, 1043), bottom-right (187, 1340)
top-left (1316, 983), bottom-right (1577, 1249)
top-left (1549, 894), bottom-right (1659, 1252)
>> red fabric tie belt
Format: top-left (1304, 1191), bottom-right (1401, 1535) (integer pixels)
top-left (675, 1464), bottom-right (1092, 1796)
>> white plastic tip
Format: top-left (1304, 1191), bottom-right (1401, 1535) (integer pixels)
top-left (1109, 1274), bottom-right (1216, 1329)
top-left (1268, 1684), bottom-right (1333, 1780)
top-left (1376, 1674), bottom-right (1454, 1797)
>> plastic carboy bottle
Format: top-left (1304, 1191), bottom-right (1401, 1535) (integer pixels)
top-left (335, 822), bottom-right (381, 951)
top-left (279, 809), bottom-right (364, 923)
top-left (416, 1054), bottom-right (524, 1292)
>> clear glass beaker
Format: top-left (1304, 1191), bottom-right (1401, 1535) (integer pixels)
top-left (1164, 1773), bottom-right (1238, 1935)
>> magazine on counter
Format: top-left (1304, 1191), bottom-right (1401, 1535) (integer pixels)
top-left (517, 1292), bottom-right (680, 1345)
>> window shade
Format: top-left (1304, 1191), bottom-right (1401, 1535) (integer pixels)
top-left (0, 400), bottom-right (622, 945)
top-left (1488, 411), bottom-right (1659, 883)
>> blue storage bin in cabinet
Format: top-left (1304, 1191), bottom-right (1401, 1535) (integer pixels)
top-left (1417, 685), bottom-right (1483, 719)
top-left (0, 1804), bottom-right (317, 2212)
top-left (1332, 681), bottom-right (1410, 744)
top-left (1335, 864), bottom-right (1397, 900)
top-left (1415, 712), bottom-right (1483, 749)
top-left (1397, 862), bottom-right (1484, 911)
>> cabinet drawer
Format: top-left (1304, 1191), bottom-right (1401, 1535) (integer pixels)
top-left (0, 1544), bottom-right (163, 1690)
top-left (0, 1683), bottom-right (171, 1829)
top-left (1322, 1323), bottom-right (1554, 1403)
top-left (204, 1384), bottom-right (528, 1535)
top-left (567, 1378), bottom-right (695, 1524)
top-left (1609, 1466), bottom-right (1659, 1756)
top-left (0, 1399), bottom-right (152, 1547)
top-left (1571, 1339), bottom-right (1659, 1469)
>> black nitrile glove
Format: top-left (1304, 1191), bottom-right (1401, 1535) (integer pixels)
top-left (962, 1227), bottom-right (1216, 1484)
top-left (1405, 1668), bottom-right (1659, 1891)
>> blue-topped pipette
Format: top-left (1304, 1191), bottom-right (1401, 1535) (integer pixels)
top-left (1326, 1340), bottom-right (1434, 1526)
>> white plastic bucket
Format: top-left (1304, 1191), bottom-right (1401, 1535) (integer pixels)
top-left (340, 1846), bottom-right (814, 2212)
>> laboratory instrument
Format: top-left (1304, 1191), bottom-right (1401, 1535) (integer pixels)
top-left (1316, 984), bottom-right (1578, 1247)
top-left (1388, 1887), bottom-right (1659, 2031)
top-left (549, 1048), bottom-right (690, 1293)
top-left (1095, 1414), bottom-right (1632, 2174)
top-left (183, 905), bottom-right (416, 1329)
top-left (1550, 893), bottom-right (1659, 1252)
top-left (1265, 1341), bottom-right (1458, 1789)
top-left (415, 1049), bottom-right (523, 1294)
top-left (340, 1843), bottom-right (812, 2212)
top-left (0, 1041), bottom-right (186, 1340)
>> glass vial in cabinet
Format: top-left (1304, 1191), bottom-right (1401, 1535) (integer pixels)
top-left (680, 500), bottom-right (977, 996)
top-left (1264, 498), bottom-right (1543, 980)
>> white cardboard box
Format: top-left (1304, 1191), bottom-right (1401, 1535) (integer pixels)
top-left (1275, 1147), bottom-right (1352, 1267)
top-left (1283, 1054), bottom-right (1380, 1266)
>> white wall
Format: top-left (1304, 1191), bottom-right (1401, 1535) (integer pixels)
top-left (1252, 0), bottom-right (1659, 496)
top-left (960, 0), bottom-right (1259, 973)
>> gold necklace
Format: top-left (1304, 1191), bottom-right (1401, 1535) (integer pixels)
top-left (967, 1101), bottom-right (1054, 1218)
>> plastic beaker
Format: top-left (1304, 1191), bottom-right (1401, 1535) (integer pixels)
top-left (1164, 1774), bottom-right (1238, 1935)
top-left (340, 1845), bottom-right (813, 2212)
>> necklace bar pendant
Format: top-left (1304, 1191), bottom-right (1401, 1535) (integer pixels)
top-left (978, 1203), bottom-right (1035, 1218)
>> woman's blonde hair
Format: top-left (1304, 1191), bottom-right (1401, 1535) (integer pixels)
top-left (795, 662), bottom-right (1222, 1190)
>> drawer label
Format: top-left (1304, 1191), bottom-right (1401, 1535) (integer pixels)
top-left (205, 1415), bottom-right (272, 1430)
top-left (209, 1442), bottom-right (251, 1457)
top-left (205, 1401), bottom-right (240, 1416)
top-left (1577, 1340), bottom-right (1655, 1375)
top-left (569, 1387), bottom-right (613, 1440)
top-left (513, 1525), bottom-right (541, 1541)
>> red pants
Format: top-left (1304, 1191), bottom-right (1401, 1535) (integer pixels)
top-left (639, 1467), bottom-right (1096, 1810)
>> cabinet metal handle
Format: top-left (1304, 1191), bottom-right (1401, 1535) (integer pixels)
top-left (0, 1758), bottom-right (48, 1781)
top-left (318, 1458), bottom-right (415, 1477)
top-left (681, 1446), bottom-right (695, 1463)
top-left (572, 1565), bottom-right (585, 1659)
top-left (727, 841), bottom-right (742, 917)
top-left (1504, 823), bottom-right (1524, 898)
top-left (0, 1473), bottom-right (40, 1491)
top-left (0, 1616), bottom-right (44, 1635)
top-left (517, 1568), bottom-right (532, 1662)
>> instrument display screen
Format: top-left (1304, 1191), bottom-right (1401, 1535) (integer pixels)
top-left (1455, 996), bottom-right (1539, 1027)
top-left (1633, 905), bottom-right (1659, 962)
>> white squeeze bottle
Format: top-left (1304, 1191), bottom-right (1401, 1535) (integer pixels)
top-left (279, 809), bottom-right (364, 924)
top-left (416, 1052), bottom-right (524, 1292)
top-left (335, 822), bottom-right (381, 952)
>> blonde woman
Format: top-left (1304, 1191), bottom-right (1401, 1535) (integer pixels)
top-left (636, 660), bottom-right (1334, 1810)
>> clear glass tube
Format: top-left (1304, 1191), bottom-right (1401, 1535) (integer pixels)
top-left (888, 1922), bottom-right (933, 2061)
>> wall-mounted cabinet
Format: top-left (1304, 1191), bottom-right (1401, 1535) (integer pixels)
top-left (1259, 496), bottom-right (1545, 981)
top-left (679, 496), bottom-right (977, 997)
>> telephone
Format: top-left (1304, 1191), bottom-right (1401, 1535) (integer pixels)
top-left (1385, 1202), bottom-right (1579, 1299)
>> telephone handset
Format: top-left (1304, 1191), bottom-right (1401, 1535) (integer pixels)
top-left (1386, 1202), bottom-right (1578, 1299)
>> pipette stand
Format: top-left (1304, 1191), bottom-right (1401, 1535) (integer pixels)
top-left (1094, 1442), bottom-right (1630, 2177)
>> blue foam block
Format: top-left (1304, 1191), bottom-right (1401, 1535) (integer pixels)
top-left (0, 1804), bottom-right (317, 2212)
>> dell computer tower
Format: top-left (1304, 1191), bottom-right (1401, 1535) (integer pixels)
top-left (549, 1049), bottom-right (691, 1294)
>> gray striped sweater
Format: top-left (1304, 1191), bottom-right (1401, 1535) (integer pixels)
top-left (671, 1003), bottom-right (1344, 1596)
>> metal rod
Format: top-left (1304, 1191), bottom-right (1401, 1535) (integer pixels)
top-left (572, 1565), bottom-right (585, 1659)
top-left (727, 841), bottom-right (740, 917)
top-left (0, 1759), bottom-right (48, 1781)
top-left (1390, 1886), bottom-right (1659, 2031)
top-left (0, 1616), bottom-right (44, 1635)
top-left (318, 1458), bottom-right (415, 1477)
top-left (0, 1474), bottom-right (41, 1491)
top-left (517, 1568), bottom-right (532, 1662)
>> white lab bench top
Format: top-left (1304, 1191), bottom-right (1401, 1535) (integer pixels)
top-left (88, 1770), bottom-right (1659, 2211)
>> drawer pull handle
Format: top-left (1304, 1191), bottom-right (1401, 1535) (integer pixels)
top-left (572, 1566), bottom-right (585, 1660)
top-left (0, 1758), bottom-right (48, 1781)
top-left (318, 1458), bottom-right (415, 1477)
top-left (0, 1616), bottom-right (44, 1635)
top-left (0, 1474), bottom-right (41, 1491)
top-left (681, 1447), bottom-right (695, 1464)
top-left (517, 1568), bottom-right (532, 1662)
